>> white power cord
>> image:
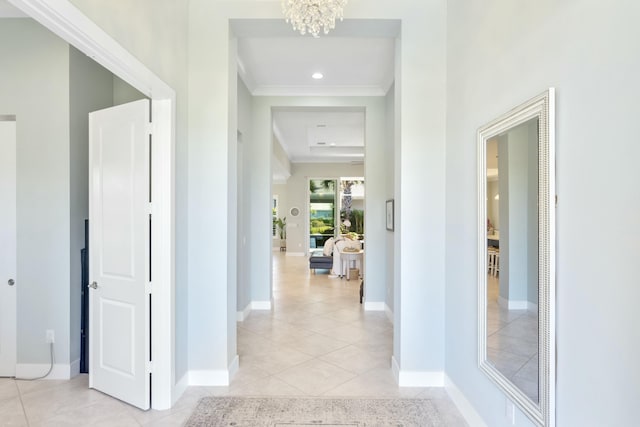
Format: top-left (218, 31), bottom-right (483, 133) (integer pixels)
top-left (14, 343), bottom-right (55, 381)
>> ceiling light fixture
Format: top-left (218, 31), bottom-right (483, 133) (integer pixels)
top-left (281, 0), bottom-right (348, 38)
top-left (312, 72), bottom-right (324, 80)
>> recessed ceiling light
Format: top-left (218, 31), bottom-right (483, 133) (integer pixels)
top-left (312, 72), bottom-right (324, 80)
top-left (330, 143), bottom-right (336, 146)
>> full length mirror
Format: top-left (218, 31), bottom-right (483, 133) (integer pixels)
top-left (478, 89), bottom-right (555, 426)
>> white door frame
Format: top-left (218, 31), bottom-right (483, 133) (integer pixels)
top-left (9, 0), bottom-right (176, 409)
top-left (0, 118), bottom-right (17, 377)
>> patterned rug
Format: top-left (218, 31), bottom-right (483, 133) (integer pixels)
top-left (185, 396), bottom-right (446, 426)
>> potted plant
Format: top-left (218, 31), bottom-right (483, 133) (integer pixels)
top-left (275, 216), bottom-right (287, 251)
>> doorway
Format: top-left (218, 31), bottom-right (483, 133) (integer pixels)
top-left (0, 118), bottom-right (17, 377)
top-left (5, 1), bottom-right (175, 409)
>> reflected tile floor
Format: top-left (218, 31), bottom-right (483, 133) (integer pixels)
top-left (0, 253), bottom-right (466, 426)
top-left (486, 274), bottom-right (539, 402)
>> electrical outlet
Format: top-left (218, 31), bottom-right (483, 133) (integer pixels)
top-left (46, 329), bottom-right (55, 344)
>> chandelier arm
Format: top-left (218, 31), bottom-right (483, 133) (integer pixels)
top-left (281, 0), bottom-right (348, 37)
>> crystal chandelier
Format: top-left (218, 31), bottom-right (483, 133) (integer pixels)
top-left (281, 0), bottom-right (348, 38)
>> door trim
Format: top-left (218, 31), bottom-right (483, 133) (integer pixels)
top-left (9, 0), bottom-right (175, 409)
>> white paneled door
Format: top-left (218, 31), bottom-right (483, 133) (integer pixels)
top-left (88, 100), bottom-right (151, 410)
top-left (0, 119), bottom-right (17, 377)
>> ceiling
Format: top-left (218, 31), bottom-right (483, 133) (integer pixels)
top-left (273, 108), bottom-right (365, 164)
top-left (233, 19), bottom-right (398, 167)
top-left (1, 8), bottom-right (395, 167)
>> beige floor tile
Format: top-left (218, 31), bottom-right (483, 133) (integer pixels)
top-left (140, 408), bottom-right (195, 426)
top-left (279, 332), bottom-right (350, 357)
top-left (316, 323), bottom-right (368, 344)
top-left (275, 359), bottom-right (357, 396)
top-left (0, 378), bottom-right (19, 401)
top-left (227, 375), bottom-right (307, 396)
top-left (2, 252), bottom-right (466, 426)
top-left (320, 344), bottom-right (390, 375)
top-left (28, 395), bottom-right (135, 427)
top-left (322, 368), bottom-right (422, 398)
top-left (239, 345), bottom-right (314, 375)
top-left (0, 396), bottom-right (29, 426)
top-left (289, 315), bottom-right (346, 334)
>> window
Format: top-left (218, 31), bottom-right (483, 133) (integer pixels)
top-left (309, 179), bottom-right (336, 248)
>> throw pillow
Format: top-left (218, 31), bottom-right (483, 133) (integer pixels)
top-left (323, 237), bottom-right (334, 256)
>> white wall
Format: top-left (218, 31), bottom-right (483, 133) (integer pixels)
top-left (0, 19), bottom-right (71, 370)
top-left (445, 1), bottom-right (640, 425)
top-left (69, 45), bottom-right (115, 369)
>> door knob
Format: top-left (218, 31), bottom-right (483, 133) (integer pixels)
top-left (88, 281), bottom-right (98, 289)
top-left (7, 278), bottom-right (14, 286)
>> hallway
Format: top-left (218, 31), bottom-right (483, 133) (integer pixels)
top-left (0, 252), bottom-right (466, 425)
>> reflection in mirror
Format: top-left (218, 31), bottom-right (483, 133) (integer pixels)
top-left (478, 89), bottom-right (555, 427)
top-left (486, 118), bottom-right (539, 402)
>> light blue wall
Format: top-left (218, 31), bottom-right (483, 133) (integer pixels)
top-left (499, 123), bottom-right (536, 304)
top-left (0, 19), bottom-right (71, 368)
top-left (384, 84), bottom-right (395, 313)
top-left (69, 45), bottom-right (115, 366)
top-left (112, 76), bottom-right (146, 105)
top-left (446, 1), bottom-right (640, 425)
top-left (237, 77), bottom-right (253, 312)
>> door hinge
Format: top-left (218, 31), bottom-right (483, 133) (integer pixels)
top-left (146, 123), bottom-right (153, 136)
top-left (147, 203), bottom-right (152, 214)
top-left (145, 282), bottom-right (152, 295)
top-left (146, 361), bottom-right (153, 373)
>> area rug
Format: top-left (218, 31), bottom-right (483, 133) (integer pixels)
top-left (185, 396), bottom-right (445, 426)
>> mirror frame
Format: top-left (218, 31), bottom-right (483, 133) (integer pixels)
top-left (477, 89), bottom-right (556, 427)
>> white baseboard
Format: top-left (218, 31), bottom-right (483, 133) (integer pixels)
top-left (363, 301), bottom-right (385, 311)
top-left (498, 296), bottom-right (528, 310)
top-left (15, 362), bottom-right (72, 380)
top-left (188, 356), bottom-right (240, 387)
top-left (70, 358), bottom-right (80, 377)
top-left (189, 369), bottom-right (230, 386)
top-left (390, 356), bottom-right (444, 387)
top-left (399, 370), bottom-right (444, 387)
top-left (251, 300), bottom-right (272, 310)
top-left (444, 374), bottom-right (487, 427)
top-left (392, 356), bottom-right (400, 383)
top-left (173, 372), bottom-right (189, 405)
top-left (286, 252), bottom-right (305, 257)
top-left (237, 303), bottom-right (252, 322)
top-left (228, 355), bottom-right (239, 382)
top-left (384, 304), bottom-right (394, 324)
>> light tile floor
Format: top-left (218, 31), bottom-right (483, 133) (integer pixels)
top-left (0, 252), bottom-right (467, 426)
top-left (486, 273), bottom-right (539, 402)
